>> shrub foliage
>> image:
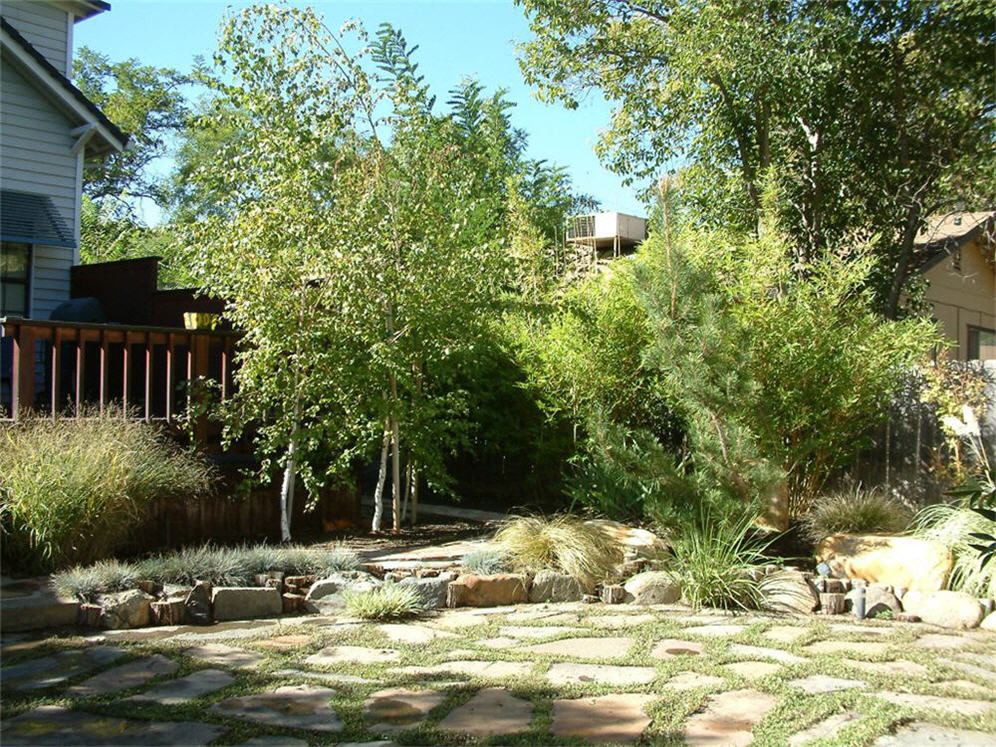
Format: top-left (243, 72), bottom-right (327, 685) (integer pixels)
top-left (0, 414), bottom-right (215, 571)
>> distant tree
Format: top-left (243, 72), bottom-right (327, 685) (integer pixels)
top-left (517, 0), bottom-right (995, 315)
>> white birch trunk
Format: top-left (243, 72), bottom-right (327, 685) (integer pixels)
top-left (371, 423), bottom-right (390, 532)
top-left (280, 422), bottom-right (298, 543)
top-left (390, 412), bottom-right (401, 531)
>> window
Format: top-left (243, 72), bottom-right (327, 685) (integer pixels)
top-left (1, 242), bottom-right (31, 317)
top-left (968, 326), bottom-right (996, 361)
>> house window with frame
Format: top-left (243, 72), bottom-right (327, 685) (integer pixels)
top-left (1, 242), bottom-right (31, 317)
top-left (968, 325), bottom-right (996, 361)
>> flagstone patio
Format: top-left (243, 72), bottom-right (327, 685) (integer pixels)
top-left (1, 602), bottom-right (994, 745)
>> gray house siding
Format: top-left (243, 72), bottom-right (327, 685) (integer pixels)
top-left (0, 60), bottom-right (78, 319)
top-left (0, 0), bottom-right (69, 74)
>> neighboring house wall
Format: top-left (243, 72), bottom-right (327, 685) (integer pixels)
top-left (0, 0), bottom-right (69, 74)
top-left (924, 235), bottom-right (996, 361)
top-left (0, 58), bottom-right (78, 320)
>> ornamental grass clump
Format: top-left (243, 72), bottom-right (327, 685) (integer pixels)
top-left (53, 559), bottom-right (139, 601)
top-left (0, 413), bottom-right (215, 571)
top-left (800, 482), bottom-right (913, 544)
top-left (494, 513), bottom-right (622, 590)
top-left (462, 547), bottom-right (510, 575)
top-left (669, 515), bottom-right (771, 611)
top-left (344, 583), bottom-right (423, 620)
top-left (914, 504), bottom-right (996, 598)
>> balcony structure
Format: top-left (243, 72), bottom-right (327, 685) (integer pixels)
top-left (566, 211), bottom-right (648, 258)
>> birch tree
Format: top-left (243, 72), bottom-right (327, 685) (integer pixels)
top-left (188, 6), bottom-right (514, 536)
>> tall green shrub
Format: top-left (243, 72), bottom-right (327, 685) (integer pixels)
top-left (0, 414), bottom-right (214, 571)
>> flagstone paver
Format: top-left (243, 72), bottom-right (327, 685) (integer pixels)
top-left (234, 737), bottom-right (309, 746)
top-left (182, 643), bottom-right (265, 668)
top-left (546, 662), bottom-right (657, 686)
top-left (400, 659), bottom-right (534, 679)
top-left (437, 687), bottom-right (533, 737)
top-left (935, 679), bottom-right (992, 696)
top-left (273, 668), bottom-right (377, 685)
top-left (67, 654), bottom-right (178, 696)
top-left (474, 636), bottom-right (519, 648)
top-left (683, 624), bottom-right (746, 637)
top-left (665, 671), bottom-right (726, 690)
top-left (650, 638), bottom-right (704, 658)
top-left (804, 640), bottom-right (889, 656)
top-left (872, 691), bottom-right (996, 716)
top-left (954, 652), bottom-right (996, 670)
top-left (764, 625), bottom-right (810, 644)
top-left (126, 668), bottom-right (235, 704)
top-left (306, 645), bottom-right (401, 666)
top-left (0, 706), bottom-right (226, 746)
top-left (587, 613), bottom-right (656, 629)
top-left (498, 625), bottom-right (584, 639)
top-left (377, 624), bottom-right (457, 644)
top-left (0, 645), bottom-right (125, 691)
top-left (843, 659), bottom-right (929, 677)
top-left (789, 675), bottom-right (867, 694)
top-left (551, 693), bottom-right (655, 742)
top-left (722, 660), bottom-right (783, 679)
top-left (943, 659), bottom-right (996, 680)
top-left (914, 633), bottom-right (979, 650)
top-left (788, 712), bottom-right (862, 746)
top-left (210, 684), bottom-right (342, 732)
top-left (830, 624), bottom-right (891, 636)
top-left (684, 689), bottom-right (779, 746)
top-left (364, 687), bottom-right (446, 732)
top-left (873, 721), bottom-right (996, 746)
top-left (728, 644), bottom-right (807, 664)
top-left (521, 636), bottom-right (634, 659)
top-left (251, 634), bottom-right (313, 651)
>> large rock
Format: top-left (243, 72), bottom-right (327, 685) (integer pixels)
top-left (99, 589), bottom-right (154, 629)
top-left (980, 611), bottom-right (996, 631)
top-left (759, 571), bottom-right (819, 615)
top-left (446, 574), bottom-right (529, 607)
top-left (212, 587), bottom-right (283, 621)
top-left (185, 581), bottom-right (213, 625)
top-left (623, 571), bottom-right (681, 605)
top-left (864, 586), bottom-right (903, 618)
top-left (815, 534), bottom-right (953, 591)
top-left (304, 573), bottom-right (381, 611)
top-left (900, 590), bottom-right (984, 629)
top-left (586, 520), bottom-right (668, 561)
top-left (399, 574), bottom-right (453, 609)
top-left (529, 571), bottom-right (583, 603)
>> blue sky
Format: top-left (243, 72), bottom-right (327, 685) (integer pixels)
top-left (74, 0), bottom-right (648, 224)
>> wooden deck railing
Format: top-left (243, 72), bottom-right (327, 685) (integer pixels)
top-left (0, 317), bottom-right (240, 431)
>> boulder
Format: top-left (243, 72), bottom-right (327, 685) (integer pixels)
top-left (305, 573), bottom-right (379, 602)
top-left (623, 571), bottom-right (681, 605)
top-left (815, 534), bottom-right (953, 591)
top-left (759, 571), bottom-right (819, 615)
top-left (99, 589), bottom-right (154, 629)
top-left (399, 573), bottom-right (453, 609)
top-left (900, 590), bottom-right (984, 629)
top-left (586, 520), bottom-right (669, 561)
top-left (864, 587), bottom-right (902, 618)
top-left (601, 585), bottom-right (627, 604)
top-left (819, 592), bottom-right (847, 615)
top-left (980, 611), bottom-right (996, 631)
top-left (529, 571), bottom-right (584, 603)
top-left (184, 581), bottom-right (213, 625)
top-left (212, 587), bottom-right (283, 621)
top-left (151, 599), bottom-right (185, 626)
top-left (446, 574), bottom-right (529, 608)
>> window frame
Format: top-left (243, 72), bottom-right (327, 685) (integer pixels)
top-left (1, 241), bottom-right (32, 318)
top-left (967, 325), bottom-right (996, 361)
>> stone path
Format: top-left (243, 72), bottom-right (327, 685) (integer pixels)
top-left (2, 601), bottom-right (994, 745)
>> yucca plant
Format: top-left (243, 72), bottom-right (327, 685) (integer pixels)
top-left (344, 583), bottom-right (423, 620)
top-left (494, 513), bottom-right (622, 590)
top-left (670, 514), bottom-right (771, 610)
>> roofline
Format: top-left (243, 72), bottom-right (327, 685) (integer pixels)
top-left (64, 1), bottom-right (111, 23)
top-left (0, 17), bottom-right (128, 154)
top-left (918, 212), bottom-right (996, 274)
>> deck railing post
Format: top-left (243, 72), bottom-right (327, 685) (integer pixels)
top-left (11, 325), bottom-right (35, 420)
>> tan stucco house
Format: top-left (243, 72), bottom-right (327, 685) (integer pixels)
top-left (916, 211), bottom-right (995, 361)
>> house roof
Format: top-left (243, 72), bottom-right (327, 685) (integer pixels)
top-left (916, 210), bottom-right (995, 273)
top-left (0, 16), bottom-right (128, 155)
top-left (66, 1), bottom-right (112, 23)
